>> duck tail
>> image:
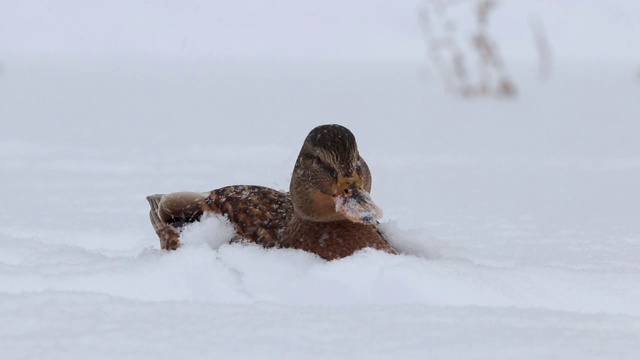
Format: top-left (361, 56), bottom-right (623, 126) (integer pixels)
top-left (146, 194), bottom-right (167, 233)
top-left (146, 192), bottom-right (208, 231)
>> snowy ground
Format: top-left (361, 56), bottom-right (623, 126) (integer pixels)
top-left (1, 57), bottom-right (639, 359)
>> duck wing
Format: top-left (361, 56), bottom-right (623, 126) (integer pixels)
top-left (203, 185), bottom-right (293, 248)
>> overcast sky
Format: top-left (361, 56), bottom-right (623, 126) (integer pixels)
top-left (1, 0), bottom-right (638, 62)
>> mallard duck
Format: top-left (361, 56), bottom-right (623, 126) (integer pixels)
top-left (146, 124), bottom-right (397, 260)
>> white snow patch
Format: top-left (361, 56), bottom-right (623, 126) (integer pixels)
top-left (2, 17), bottom-right (640, 357)
top-left (179, 213), bottom-right (237, 250)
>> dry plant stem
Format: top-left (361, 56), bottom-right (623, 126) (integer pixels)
top-left (530, 16), bottom-right (552, 81)
top-left (419, 0), bottom-right (517, 98)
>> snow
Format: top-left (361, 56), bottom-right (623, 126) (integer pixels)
top-left (2, 1), bottom-right (640, 359)
top-left (334, 191), bottom-right (382, 225)
top-left (2, 61), bottom-right (638, 359)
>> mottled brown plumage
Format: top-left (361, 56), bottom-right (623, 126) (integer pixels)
top-left (203, 185), bottom-right (293, 248)
top-left (147, 124), bottom-right (397, 260)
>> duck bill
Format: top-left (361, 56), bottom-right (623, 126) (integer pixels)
top-left (334, 186), bottom-right (383, 225)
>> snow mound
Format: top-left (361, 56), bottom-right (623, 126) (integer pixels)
top-left (3, 216), bottom-right (638, 317)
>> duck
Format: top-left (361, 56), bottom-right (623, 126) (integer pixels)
top-left (146, 124), bottom-right (397, 260)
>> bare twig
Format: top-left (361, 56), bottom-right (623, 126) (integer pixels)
top-left (530, 16), bottom-right (552, 80)
top-left (418, 0), bottom-right (517, 99)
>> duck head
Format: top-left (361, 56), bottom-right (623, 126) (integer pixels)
top-left (290, 124), bottom-right (383, 225)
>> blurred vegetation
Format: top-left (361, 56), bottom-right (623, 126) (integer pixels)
top-left (418, 0), bottom-right (556, 99)
top-left (419, 0), bottom-right (517, 98)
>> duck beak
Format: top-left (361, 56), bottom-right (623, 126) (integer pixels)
top-left (334, 176), bottom-right (383, 225)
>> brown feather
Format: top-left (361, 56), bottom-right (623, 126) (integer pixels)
top-left (203, 185), bottom-right (293, 248)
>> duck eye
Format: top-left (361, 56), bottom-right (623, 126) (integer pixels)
top-left (315, 155), bottom-right (323, 163)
